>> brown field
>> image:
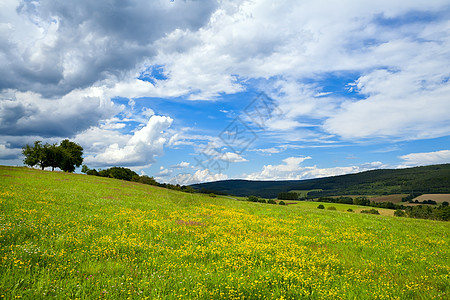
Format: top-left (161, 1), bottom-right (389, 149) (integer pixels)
top-left (413, 194), bottom-right (450, 203)
top-left (354, 208), bottom-right (395, 217)
top-left (369, 194), bottom-right (408, 203)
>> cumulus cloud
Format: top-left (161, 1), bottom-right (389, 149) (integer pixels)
top-left (171, 161), bottom-right (191, 169)
top-left (147, 0), bottom-right (450, 141)
top-left (0, 0), bottom-right (218, 97)
top-left (168, 169), bottom-right (228, 185)
top-left (246, 156), bottom-right (387, 181)
top-left (84, 115), bottom-right (173, 168)
top-left (0, 89), bottom-right (120, 138)
top-left (398, 150), bottom-right (450, 167)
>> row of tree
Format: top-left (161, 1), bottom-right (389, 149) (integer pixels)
top-left (395, 204), bottom-right (449, 221)
top-left (277, 192), bottom-right (299, 200)
top-left (82, 165), bottom-right (196, 193)
top-left (22, 140), bottom-right (83, 172)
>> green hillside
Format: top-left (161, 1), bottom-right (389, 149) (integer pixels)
top-left (191, 164), bottom-right (450, 198)
top-left (1, 166), bottom-right (449, 299)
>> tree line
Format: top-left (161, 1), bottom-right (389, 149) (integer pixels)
top-left (22, 140), bottom-right (83, 172)
top-left (82, 165), bottom-right (196, 193)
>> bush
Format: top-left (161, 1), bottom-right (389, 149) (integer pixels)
top-left (209, 193), bottom-right (216, 197)
top-left (347, 208), bottom-right (353, 212)
top-left (317, 204), bottom-right (325, 209)
top-left (360, 209), bottom-right (380, 215)
top-left (247, 195), bottom-right (258, 202)
top-left (279, 201), bottom-right (286, 205)
top-left (394, 209), bottom-right (406, 217)
top-left (327, 206), bottom-right (336, 210)
top-left (267, 199), bottom-right (277, 204)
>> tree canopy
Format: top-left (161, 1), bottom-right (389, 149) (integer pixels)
top-left (22, 139), bottom-right (83, 172)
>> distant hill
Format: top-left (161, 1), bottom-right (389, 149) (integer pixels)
top-left (190, 164), bottom-right (450, 198)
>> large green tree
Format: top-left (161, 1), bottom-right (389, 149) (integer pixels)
top-left (22, 141), bottom-right (46, 170)
top-left (22, 139), bottom-right (83, 173)
top-left (58, 139), bottom-right (84, 172)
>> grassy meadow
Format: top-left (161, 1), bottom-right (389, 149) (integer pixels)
top-left (0, 166), bottom-right (449, 299)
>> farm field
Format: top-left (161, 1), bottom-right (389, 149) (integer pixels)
top-left (284, 201), bottom-right (395, 216)
top-left (0, 166), bottom-right (449, 299)
top-left (413, 194), bottom-right (450, 203)
top-left (367, 194), bottom-right (408, 203)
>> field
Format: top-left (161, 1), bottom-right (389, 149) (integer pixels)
top-left (367, 194), bottom-right (408, 203)
top-left (413, 194), bottom-right (450, 203)
top-left (1, 166), bottom-right (449, 299)
top-left (282, 201), bottom-right (395, 216)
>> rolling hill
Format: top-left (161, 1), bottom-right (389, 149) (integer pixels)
top-left (190, 163), bottom-right (450, 198)
top-left (0, 166), bottom-right (449, 298)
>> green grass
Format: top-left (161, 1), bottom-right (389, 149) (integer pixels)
top-left (1, 166), bottom-right (449, 299)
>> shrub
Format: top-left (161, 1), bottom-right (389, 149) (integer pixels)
top-left (267, 199), bottom-right (277, 204)
top-left (347, 208), bottom-right (353, 212)
top-left (317, 204), bottom-right (325, 209)
top-left (209, 193), bottom-right (216, 197)
top-left (279, 201), bottom-right (286, 205)
top-left (394, 209), bottom-right (406, 217)
top-left (327, 206), bottom-right (336, 210)
top-left (360, 209), bottom-right (380, 215)
top-left (247, 195), bottom-right (259, 202)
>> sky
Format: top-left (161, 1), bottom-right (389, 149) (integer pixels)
top-left (1, 0), bottom-right (450, 185)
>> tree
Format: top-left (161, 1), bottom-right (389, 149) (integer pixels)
top-left (45, 144), bottom-right (63, 171)
top-left (23, 139), bottom-right (83, 173)
top-left (81, 165), bottom-right (90, 174)
top-left (22, 141), bottom-right (45, 169)
top-left (58, 139), bottom-right (83, 172)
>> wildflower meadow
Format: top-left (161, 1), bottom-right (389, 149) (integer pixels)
top-left (0, 166), bottom-right (448, 299)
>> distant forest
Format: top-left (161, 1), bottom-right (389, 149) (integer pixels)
top-left (190, 164), bottom-right (450, 198)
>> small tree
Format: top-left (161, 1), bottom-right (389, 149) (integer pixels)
top-left (81, 165), bottom-right (90, 174)
top-left (317, 204), bottom-right (325, 209)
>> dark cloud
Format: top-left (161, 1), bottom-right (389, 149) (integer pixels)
top-left (1, 0), bottom-right (218, 97)
top-left (0, 93), bottom-right (119, 138)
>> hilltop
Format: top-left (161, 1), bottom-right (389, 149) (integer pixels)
top-left (0, 166), bottom-right (449, 299)
top-left (190, 163), bottom-right (450, 198)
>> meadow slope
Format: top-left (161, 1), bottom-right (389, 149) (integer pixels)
top-left (0, 166), bottom-right (449, 299)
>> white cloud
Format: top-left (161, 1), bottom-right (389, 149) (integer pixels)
top-left (398, 150), bottom-right (450, 167)
top-left (156, 167), bottom-right (172, 178)
top-left (171, 161), bottom-right (191, 169)
top-left (246, 156), bottom-right (387, 180)
top-left (84, 115), bottom-right (173, 167)
top-left (168, 169), bottom-right (228, 185)
top-left (323, 68), bottom-right (450, 140)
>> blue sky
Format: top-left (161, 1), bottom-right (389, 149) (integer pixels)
top-left (1, 0), bottom-right (449, 184)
